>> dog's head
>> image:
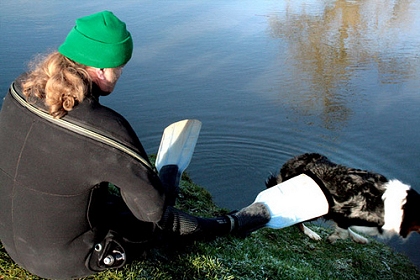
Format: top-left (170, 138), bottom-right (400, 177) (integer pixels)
top-left (400, 189), bottom-right (420, 238)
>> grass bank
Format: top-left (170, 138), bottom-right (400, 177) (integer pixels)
top-left (1, 173), bottom-right (419, 279)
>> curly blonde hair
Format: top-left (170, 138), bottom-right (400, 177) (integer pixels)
top-left (22, 52), bottom-right (92, 119)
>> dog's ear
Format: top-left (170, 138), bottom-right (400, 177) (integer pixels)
top-left (265, 173), bottom-right (279, 188)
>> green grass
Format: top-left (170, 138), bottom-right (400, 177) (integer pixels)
top-left (1, 172), bottom-right (419, 279)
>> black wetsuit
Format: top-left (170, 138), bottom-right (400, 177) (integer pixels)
top-left (0, 74), bottom-right (234, 279)
top-left (0, 75), bottom-right (168, 278)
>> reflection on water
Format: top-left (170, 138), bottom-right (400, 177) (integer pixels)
top-left (1, 0), bottom-right (419, 271)
top-left (267, 0), bottom-right (419, 131)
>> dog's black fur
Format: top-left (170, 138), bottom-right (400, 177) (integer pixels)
top-left (266, 153), bottom-right (420, 243)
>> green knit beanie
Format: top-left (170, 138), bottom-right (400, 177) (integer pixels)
top-left (58, 11), bottom-right (133, 68)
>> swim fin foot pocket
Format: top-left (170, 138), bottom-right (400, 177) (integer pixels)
top-left (228, 202), bottom-right (271, 237)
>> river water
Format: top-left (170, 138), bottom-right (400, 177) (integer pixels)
top-left (1, 0), bottom-right (419, 271)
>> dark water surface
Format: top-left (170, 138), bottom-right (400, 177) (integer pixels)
top-left (1, 0), bottom-right (420, 271)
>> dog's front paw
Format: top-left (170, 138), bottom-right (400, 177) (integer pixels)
top-left (348, 228), bottom-right (369, 244)
top-left (300, 223), bottom-right (322, 241)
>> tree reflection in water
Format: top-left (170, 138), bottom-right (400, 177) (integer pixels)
top-left (267, 0), bottom-right (417, 130)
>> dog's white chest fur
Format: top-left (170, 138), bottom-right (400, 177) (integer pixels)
top-left (255, 174), bottom-right (329, 229)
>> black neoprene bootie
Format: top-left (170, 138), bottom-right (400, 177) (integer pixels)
top-left (158, 165), bottom-right (180, 206)
top-left (227, 202), bottom-right (271, 237)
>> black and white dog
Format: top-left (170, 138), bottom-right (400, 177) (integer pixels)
top-left (266, 153), bottom-right (420, 244)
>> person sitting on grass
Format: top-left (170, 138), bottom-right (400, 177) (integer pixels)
top-left (0, 10), bottom-right (270, 279)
